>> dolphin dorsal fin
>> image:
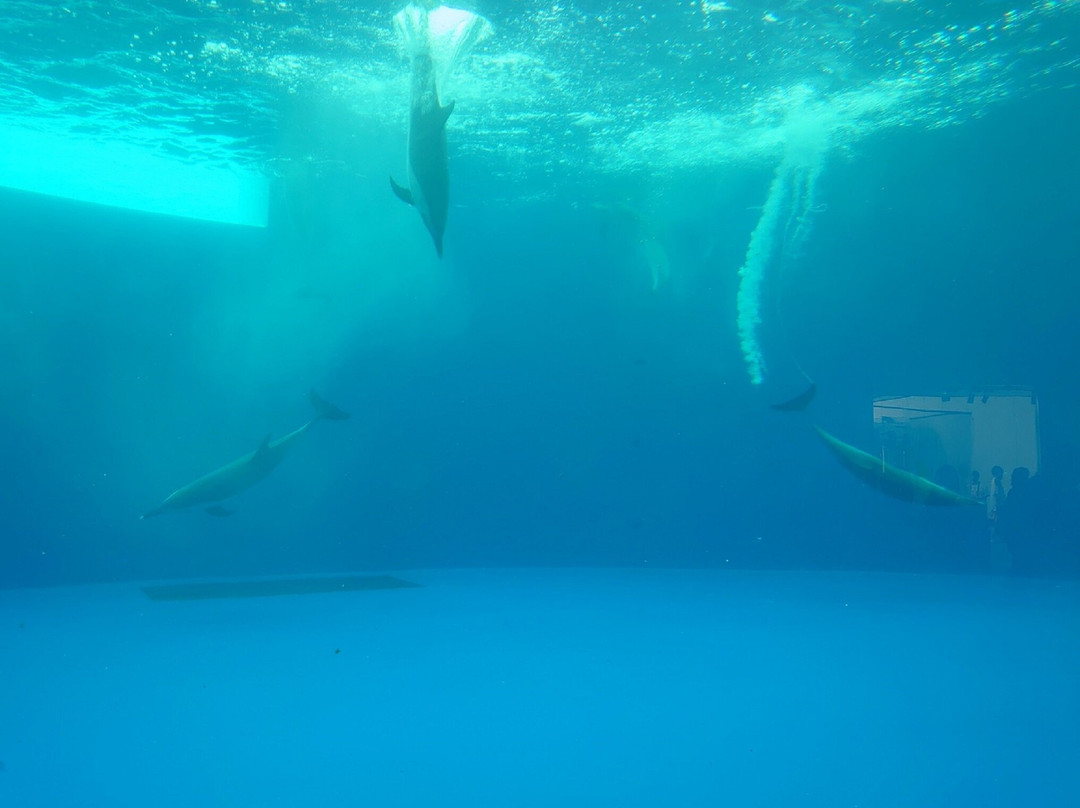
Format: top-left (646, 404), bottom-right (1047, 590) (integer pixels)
top-left (389, 176), bottom-right (413, 206)
top-left (251, 433), bottom-right (273, 466)
top-left (438, 100), bottom-right (455, 128)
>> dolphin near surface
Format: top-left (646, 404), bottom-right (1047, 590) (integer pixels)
top-left (390, 34), bottom-right (454, 257)
top-left (815, 426), bottom-right (980, 507)
top-left (390, 3), bottom-right (491, 257)
top-left (141, 390), bottom-right (349, 519)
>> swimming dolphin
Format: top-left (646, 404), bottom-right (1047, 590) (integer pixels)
top-left (390, 44), bottom-right (453, 258)
top-left (141, 390), bottom-right (349, 519)
top-left (390, 3), bottom-right (490, 257)
top-left (815, 426), bottom-right (980, 506)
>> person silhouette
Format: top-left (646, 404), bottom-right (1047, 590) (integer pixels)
top-left (1009, 467), bottom-right (1031, 498)
top-left (969, 470), bottom-right (985, 501)
top-left (987, 465), bottom-right (1006, 522)
top-left (987, 465), bottom-right (1012, 571)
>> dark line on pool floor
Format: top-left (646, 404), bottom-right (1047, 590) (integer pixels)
top-left (141, 575), bottom-right (421, 601)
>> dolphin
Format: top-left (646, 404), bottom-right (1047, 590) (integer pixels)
top-left (815, 426), bottom-right (980, 507)
top-left (141, 390), bottom-right (349, 519)
top-left (390, 47), bottom-right (453, 258)
top-left (593, 201), bottom-right (672, 291)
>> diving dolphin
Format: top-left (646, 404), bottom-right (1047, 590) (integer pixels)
top-left (141, 390), bottom-right (349, 519)
top-left (390, 47), bottom-right (453, 257)
top-left (815, 426), bottom-right (980, 506)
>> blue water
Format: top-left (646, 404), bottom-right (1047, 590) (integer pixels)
top-left (3, 570), bottom-right (1080, 807)
top-left (1, 1), bottom-right (1079, 804)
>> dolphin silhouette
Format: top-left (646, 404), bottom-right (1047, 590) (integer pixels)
top-left (772, 382), bottom-right (817, 412)
top-left (391, 47), bottom-right (453, 258)
top-left (141, 390), bottom-right (349, 519)
top-left (815, 426), bottom-right (979, 506)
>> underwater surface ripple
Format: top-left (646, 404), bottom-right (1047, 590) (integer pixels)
top-left (0, 0), bottom-right (1075, 181)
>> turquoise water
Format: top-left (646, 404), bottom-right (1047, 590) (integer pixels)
top-left (3, 570), bottom-right (1079, 807)
top-left (1, 1), bottom-right (1079, 803)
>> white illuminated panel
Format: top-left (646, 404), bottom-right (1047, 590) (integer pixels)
top-left (0, 123), bottom-right (268, 227)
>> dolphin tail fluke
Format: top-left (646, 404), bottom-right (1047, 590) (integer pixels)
top-left (393, 3), bottom-right (433, 59)
top-left (310, 389), bottom-right (350, 421)
top-left (390, 176), bottom-right (413, 206)
top-left (771, 382), bottom-right (817, 412)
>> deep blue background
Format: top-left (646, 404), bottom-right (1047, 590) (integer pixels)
top-left (2, 88), bottom-right (1078, 587)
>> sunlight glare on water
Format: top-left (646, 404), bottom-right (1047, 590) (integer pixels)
top-left (0, 0), bottom-right (1074, 185)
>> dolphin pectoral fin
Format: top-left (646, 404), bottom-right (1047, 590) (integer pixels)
top-left (205, 505), bottom-right (234, 517)
top-left (390, 176), bottom-right (413, 206)
top-left (309, 389), bottom-right (350, 421)
top-left (438, 100), bottom-right (455, 128)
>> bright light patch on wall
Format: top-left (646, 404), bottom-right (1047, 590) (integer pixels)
top-left (0, 123), bottom-right (269, 227)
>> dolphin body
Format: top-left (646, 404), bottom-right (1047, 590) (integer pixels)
top-left (141, 390), bottom-right (349, 519)
top-left (391, 48), bottom-right (453, 258)
top-left (815, 426), bottom-right (980, 507)
top-left (593, 201), bottom-right (672, 291)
